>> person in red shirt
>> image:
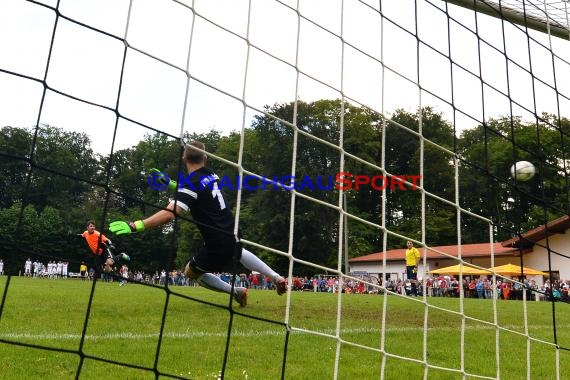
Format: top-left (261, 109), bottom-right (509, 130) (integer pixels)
top-left (501, 280), bottom-right (511, 300)
top-left (468, 279), bottom-right (477, 298)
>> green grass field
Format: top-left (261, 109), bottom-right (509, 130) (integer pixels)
top-left (1, 276), bottom-right (569, 379)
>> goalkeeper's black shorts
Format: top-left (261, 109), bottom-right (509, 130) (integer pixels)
top-left (189, 240), bottom-right (243, 275)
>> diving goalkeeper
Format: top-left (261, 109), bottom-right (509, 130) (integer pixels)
top-left (109, 141), bottom-right (287, 307)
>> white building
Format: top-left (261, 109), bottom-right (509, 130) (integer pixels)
top-left (348, 215), bottom-right (570, 283)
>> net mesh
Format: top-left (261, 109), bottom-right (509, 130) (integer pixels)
top-left (0, 0), bottom-right (569, 379)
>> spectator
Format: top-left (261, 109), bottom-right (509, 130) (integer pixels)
top-left (484, 278), bottom-right (492, 299)
top-left (501, 280), bottom-right (511, 300)
top-left (476, 279), bottom-right (484, 299)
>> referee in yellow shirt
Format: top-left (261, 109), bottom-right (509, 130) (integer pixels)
top-left (80, 262), bottom-right (88, 280)
top-left (405, 240), bottom-right (420, 296)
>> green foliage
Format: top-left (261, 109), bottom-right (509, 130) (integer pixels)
top-left (241, 100), bottom-right (386, 266)
top-left (0, 126), bottom-right (31, 208)
top-left (1, 107), bottom-right (569, 274)
top-left (457, 115), bottom-right (570, 240)
top-left (27, 124), bottom-right (99, 210)
top-left (384, 107), bottom-right (457, 246)
top-left (0, 203), bottom-right (68, 273)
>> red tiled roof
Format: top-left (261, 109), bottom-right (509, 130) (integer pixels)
top-left (349, 242), bottom-right (518, 263)
top-left (350, 214), bottom-right (570, 263)
top-left (501, 214), bottom-right (570, 248)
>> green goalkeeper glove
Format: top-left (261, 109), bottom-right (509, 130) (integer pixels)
top-left (109, 220), bottom-right (145, 235)
top-left (149, 168), bottom-right (177, 191)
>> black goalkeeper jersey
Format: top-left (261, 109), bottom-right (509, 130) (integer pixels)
top-left (174, 166), bottom-right (235, 247)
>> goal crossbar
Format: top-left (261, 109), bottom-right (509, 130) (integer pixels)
top-left (444, 0), bottom-right (570, 39)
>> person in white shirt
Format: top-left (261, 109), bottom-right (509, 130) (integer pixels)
top-left (119, 264), bottom-right (129, 287)
top-left (62, 262), bottom-right (68, 279)
top-left (24, 258), bottom-right (32, 277)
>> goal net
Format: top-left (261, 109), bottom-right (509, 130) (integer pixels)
top-left (0, 0), bottom-right (569, 379)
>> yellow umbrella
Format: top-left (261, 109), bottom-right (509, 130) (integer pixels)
top-left (430, 264), bottom-right (491, 275)
top-left (487, 263), bottom-right (547, 277)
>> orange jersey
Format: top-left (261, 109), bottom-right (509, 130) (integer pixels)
top-left (81, 230), bottom-right (109, 256)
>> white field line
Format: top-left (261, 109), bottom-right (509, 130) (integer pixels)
top-left (0, 324), bottom-right (556, 341)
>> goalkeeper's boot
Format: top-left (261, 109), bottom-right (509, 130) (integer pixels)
top-left (234, 287), bottom-right (248, 307)
top-left (274, 276), bottom-right (287, 296)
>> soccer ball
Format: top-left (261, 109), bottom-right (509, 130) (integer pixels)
top-left (510, 161), bottom-right (535, 181)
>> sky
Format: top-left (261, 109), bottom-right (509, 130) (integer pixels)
top-left (0, 0), bottom-right (569, 155)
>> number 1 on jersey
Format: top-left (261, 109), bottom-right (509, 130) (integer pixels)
top-left (211, 182), bottom-right (226, 210)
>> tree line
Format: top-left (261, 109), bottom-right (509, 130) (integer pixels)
top-left (1, 99), bottom-right (568, 275)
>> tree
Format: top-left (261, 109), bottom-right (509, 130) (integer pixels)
top-left (0, 203), bottom-right (67, 274)
top-left (26, 124), bottom-right (99, 211)
top-left (457, 115), bottom-right (570, 240)
top-left (0, 126), bottom-right (32, 208)
top-left (233, 99), bottom-right (384, 273)
top-left (384, 107), bottom-right (456, 246)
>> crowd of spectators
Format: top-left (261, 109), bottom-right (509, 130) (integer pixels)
top-left (7, 258), bottom-right (568, 303)
top-left (388, 275), bottom-right (570, 302)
